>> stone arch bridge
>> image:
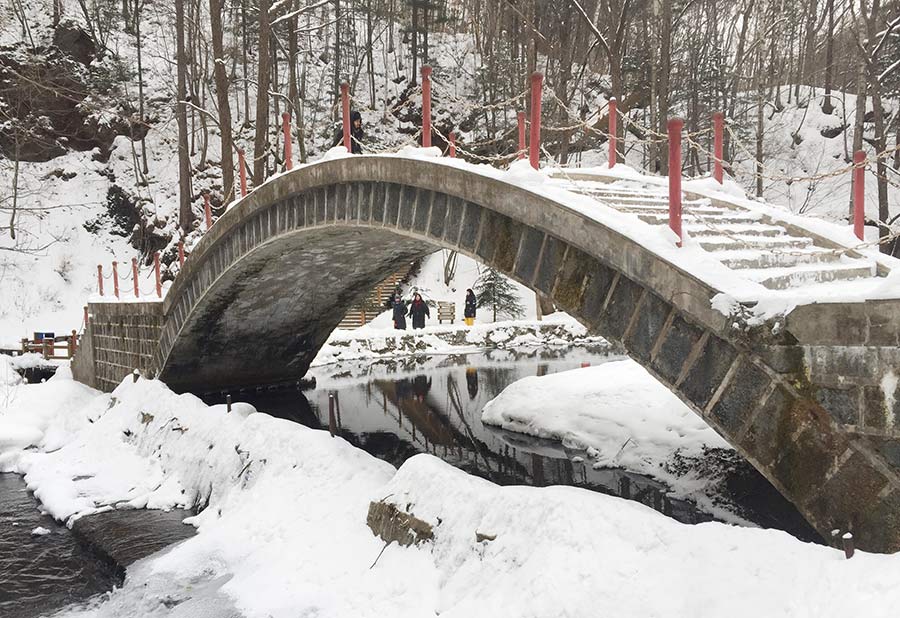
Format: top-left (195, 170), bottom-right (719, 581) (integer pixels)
top-left (72, 156), bottom-right (900, 553)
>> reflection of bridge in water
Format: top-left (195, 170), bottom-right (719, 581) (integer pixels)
top-left (207, 353), bottom-right (818, 538)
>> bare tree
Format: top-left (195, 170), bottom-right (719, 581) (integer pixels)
top-left (254, 0), bottom-right (272, 184)
top-left (210, 0), bottom-right (235, 202)
top-left (176, 0), bottom-right (194, 233)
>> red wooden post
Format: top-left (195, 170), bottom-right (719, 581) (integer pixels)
top-left (131, 258), bottom-right (139, 298)
top-left (853, 150), bottom-right (866, 241)
top-left (448, 131), bottom-right (456, 158)
top-left (204, 193), bottom-right (213, 230)
top-left (282, 112), bottom-right (293, 170)
top-left (517, 111), bottom-right (526, 160)
top-left (178, 241), bottom-right (185, 267)
top-left (713, 112), bottom-right (725, 184)
top-left (421, 65), bottom-right (432, 148)
top-left (154, 251), bottom-right (162, 298)
top-left (237, 148), bottom-right (248, 197)
top-left (83, 306), bottom-right (88, 326)
top-left (340, 82), bottom-right (351, 152)
top-left (608, 97), bottom-right (617, 168)
top-left (112, 261), bottom-right (119, 298)
top-left (97, 265), bottom-right (104, 296)
top-left (529, 72), bottom-right (543, 170)
top-left (668, 118), bottom-right (684, 247)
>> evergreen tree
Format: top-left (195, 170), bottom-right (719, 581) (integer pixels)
top-left (474, 268), bottom-right (525, 322)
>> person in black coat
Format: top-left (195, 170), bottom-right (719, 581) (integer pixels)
top-left (407, 292), bottom-right (430, 329)
top-left (331, 110), bottom-right (364, 153)
top-left (464, 289), bottom-right (477, 326)
top-left (388, 290), bottom-right (406, 330)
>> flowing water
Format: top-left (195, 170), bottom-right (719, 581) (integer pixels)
top-left (0, 474), bottom-right (117, 618)
top-left (0, 474), bottom-right (194, 617)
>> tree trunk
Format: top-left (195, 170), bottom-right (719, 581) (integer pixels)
top-left (658, 0), bottom-right (672, 174)
top-left (241, 0), bottom-right (250, 126)
top-left (366, 0), bottom-right (375, 108)
top-left (210, 0), bottom-right (234, 202)
top-left (135, 1), bottom-right (148, 176)
top-left (871, 90), bottom-right (890, 252)
top-left (175, 0), bottom-right (193, 234)
top-left (333, 0), bottom-right (341, 107)
top-left (822, 0), bottom-right (835, 114)
top-left (411, 1), bottom-right (418, 84)
top-left (253, 0), bottom-right (271, 184)
top-left (851, 55), bottom-right (866, 218)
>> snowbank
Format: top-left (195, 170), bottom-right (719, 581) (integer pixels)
top-left (481, 361), bottom-right (731, 496)
top-left (379, 455), bottom-right (900, 618)
top-left (2, 371), bottom-right (899, 617)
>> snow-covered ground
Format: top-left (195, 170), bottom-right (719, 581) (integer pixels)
top-left (1, 370), bottom-right (899, 617)
top-left (315, 312), bottom-right (599, 365)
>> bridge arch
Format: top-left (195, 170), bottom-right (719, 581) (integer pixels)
top-left (77, 156), bottom-right (900, 553)
top-left (155, 156), bottom-right (731, 393)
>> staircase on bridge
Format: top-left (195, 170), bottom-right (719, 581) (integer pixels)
top-left (555, 177), bottom-right (880, 291)
top-left (337, 264), bottom-right (414, 329)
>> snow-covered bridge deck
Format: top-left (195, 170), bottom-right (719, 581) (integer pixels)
top-left (72, 154), bottom-right (900, 552)
top-left (548, 167), bottom-right (893, 297)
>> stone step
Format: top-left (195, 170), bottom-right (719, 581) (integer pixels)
top-left (712, 248), bottom-right (842, 269)
top-left (634, 212), bottom-right (760, 226)
top-left (741, 262), bottom-right (876, 290)
top-left (618, 203), bottom-right (729, 215)
top-left (686, 223), bottom-right (788, 238)
top-left (586, 192), bottom-right (708, 207)
top-left (698, 235), bottom-right (814, 251)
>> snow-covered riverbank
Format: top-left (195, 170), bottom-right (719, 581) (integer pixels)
top-left (314, 313), bottom-right (606, 366)
top-left (1, 368), bottom-right (899, 617)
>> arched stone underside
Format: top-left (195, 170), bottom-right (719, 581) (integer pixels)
top-left (73, 157), bottom-right (900, 553)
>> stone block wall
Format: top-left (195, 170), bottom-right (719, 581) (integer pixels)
top-left (72, 302), bottom-right (164, 391)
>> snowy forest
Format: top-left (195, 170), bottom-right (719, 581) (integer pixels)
top-left (0, 0), bottom-right (899, 335)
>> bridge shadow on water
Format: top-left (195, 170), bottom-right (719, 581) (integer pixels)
top-left (202, 348), bottom-right (822, 543)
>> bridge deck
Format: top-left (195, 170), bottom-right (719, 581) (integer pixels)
top-left (548, 170), bottom-right (890, 298)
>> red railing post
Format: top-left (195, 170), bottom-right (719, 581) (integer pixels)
top-left (713, 112), bottom-right (725, 184)
top-left (178, 241), bottom-right (185, 267)
top-left (154, 251), bottom-right (162, 298)
top-left (853, 150), bottom-right (866, 241)
top-left (112, 261), bottom-right (119, 298)
top-left (421, 65), bottom-right (432, 148)
top-left (204, 193), bottom-right (213, 230)
top-left (237, 148), bottom-right (248, 197)
top-left (668, 118), bottom-right (684, 247)
top-left (97, 264), bottom-right (104, 296)
top-left (340, 82), bottom-right (351, 152)
top-left (529, 72), bottom-right (543, 170)
top-left (282, 112), bottom-right (293, 170)
top-left (608, 97), bottom-right (617, 168)
top-left (517, 111), bottom-right (526, 160)
top-left (132, 258), bottom-right (139, 298)
top-left (448, 131), bottom-right (456, 158)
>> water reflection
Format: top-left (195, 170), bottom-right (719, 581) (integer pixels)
top-left (206, 347), bottom-right (819, 539)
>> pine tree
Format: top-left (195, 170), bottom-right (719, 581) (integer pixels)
top-left (474, 269), bottom-right (525, 322)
